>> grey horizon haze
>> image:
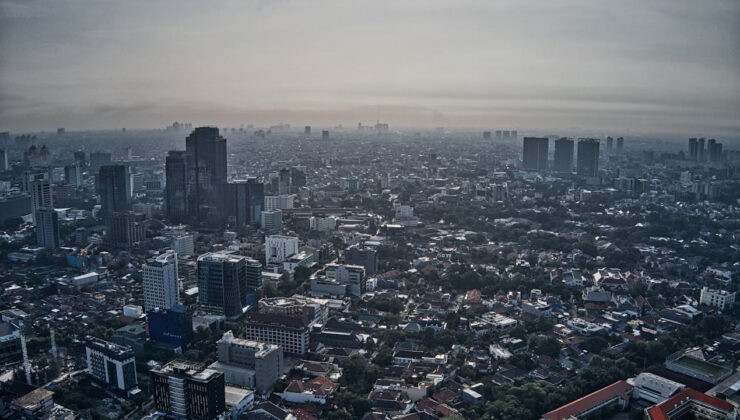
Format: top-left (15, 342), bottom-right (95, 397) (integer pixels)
top-left (1, 0), bottom-right (739, 135)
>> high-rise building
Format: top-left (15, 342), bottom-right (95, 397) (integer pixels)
top-left (483, 131), bottom-right (491, 139)
top-left (0, 149), bottom-right (8, 171)
top-left (265, 235), bottom-right (299, 265)
top-left (245, 258), bottom-right (262, 292)
top-left (165, 150), bottom-right (189, 224)
top-left (345, 245), bottom-right (378, 275)
top-left (98, 165), bottom-right (131, 221)
top-left (304, 126), bottom-right (311, 136)
top-left (244, 298), bottom-right (322, 355)
top-left (322, 130), bottom-right (329, 139)
top-left (553, 138), bottom-right (574, 173)
top-left (89, 151), bottom-right (112, 169)
top-left (264, 195), bottom-right (295, 211)
top-left (616, 137), bottom-right (624, 155)
top-left (85, 336), bottom-right (138, 394)
top-left (106, 211), bottom-right (144, 249)
top-left (185, 127), bottom-right (227, 225)
top-left (226, 178), bottom-right (264, 227)
top-left (522, 137), bottom-right (549, 171)
top-left (35, 207), bottom-right (60, 250)
top-left (151, 360), bottom-right (225, 420)
top-left (64, 164), bottom-right (82, 187)
top-left (697, 138), bottom-right (706, 162)
top-left (278, 168), bottom-right (291, 195)
top-left (606, 136), bottom-right (614, 155)
top-left (197, 253), bottom-right (249, 318)
top-left (143, 251), bottom-right (180, 312)
top-left (209, 331), bottom-right (282, 394)
top-left (707, 139), bottom-right (723, 163)
top-left (29, 176), bottom-right (52, 224)
top-left (688, 138), bottom-right (699, 161)
top-left (261, 210), bottom-right (283, 235)
top-left (577, 138), bottom-right (600, 178)
top-left (289, 167), bottom-right (306, 193)
top-left (74, 151), bottom-right (86, 167)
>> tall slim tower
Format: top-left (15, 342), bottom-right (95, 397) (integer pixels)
top-left (553, 138), bottom-right (574, 173)
top-left (522, 137), bottom-right (549, 171)
top-left (688, 138), bottom-right (698, 161)
top-left (98, 165), bottom-right (131, 221)
top-left (227, 178), bottom-right (264, 227)
top-left (30, 176), bottom-right (53, 224)
top-left (165, 150), bottom-right (188, 223)
top-left (577, 138), bottom-right (600, 178)
top-left (185, 127), bottom-right (227, 225)
top-left (143, 251), bottom-right (180, 312)
top-left (36, 207), bottom-right (60, 250)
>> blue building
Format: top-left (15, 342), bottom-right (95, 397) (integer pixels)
top-left (147, 304), bottom-right (193, 350)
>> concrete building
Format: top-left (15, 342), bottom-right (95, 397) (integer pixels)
top-left (553, 137), bottom-right (574, 173)
top-left (260, 210), bottom-right (283, 235)
top-left (265, 235), bottom-right (299, 265)
top-left (344, 245), bottom-right (378, 275)
top-left (143, 250), bottom-right (180, 311)
top-left (35, 207), bottom-right (60, 250)
top-left (700, 287), bottom-right (735, 310)
top-left (577, 138), bottom-right (600, 178)
top-left (630, 372), bottom-right (685, 403)
top-left (151, 360), bottom-right (226, 420)
top-left (209, 331), bottom-right (282, 394)
top-left (325, 264), bottom-right (366, 296)
top-left (171, 234), bottom-right (195, 257)
top-left (264, 194), bottom-right (295, 211)
top-left (85, 336), bottom-right (138, 394)
top-left (29, 176), bottom-right (52, 224)
top-left (522, 137), bottom-right (549, 171)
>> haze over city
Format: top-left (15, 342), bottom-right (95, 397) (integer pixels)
top-left (1, 0), bottom-right (739, 134)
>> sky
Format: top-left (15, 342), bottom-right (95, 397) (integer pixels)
top-left (1, 0), bottom-right (739, 135)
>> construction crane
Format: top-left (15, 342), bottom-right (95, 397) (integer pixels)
top-left (80, 242), bottom-right (93, 272)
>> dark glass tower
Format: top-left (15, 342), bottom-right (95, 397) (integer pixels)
top-left (197, 253), bottom-right (248, 317)
top-left (97, 165), bottom-right (131, 221)
top-left (165, 150), bottom-right (188, 223)
top-left (522, 137), bottom-right (549, 171)
top-left (553, 137), bottom-right (574, 173)
top-left (185, 127), bottom-right (227, 225)
top-left (577, 138), bottom-right (600, 178)
top-left (227, 178), bottom-right (264, 227)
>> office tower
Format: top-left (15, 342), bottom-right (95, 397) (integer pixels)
top-left (89, 151), bottom-right (112, 169)
top-left (245, 258), bottom-right (262, 291)
top-left (151, 360), bottom-right (225, 420)
top-left (616, 137), bottom-right (624, 155)
top-left (264, 194), bottom-right (295, 211)
top-left (707, 140), bottom-right (723, 163)
top-left (345, 245), bottom-right (378, 275)
top-left (511, 130), bottom-right (517, 139)
top-left (261, 210), bottom-right (283, 235)
top-left (503, 130), bottom-right (510, 139)
top-left (171, 234), bottom-right (194, 257)
top-left (147, 305), bottom-right (193, 349)
top-left (325, 263), bottom-right (366, 296)
top-left (64, 164), bottom-right (82, 187)
top-left (522, 137), bottom-right (549, 171)
top-left (143, 251), bottom-right (180, 312)
top-left (185, 127), bottom-right (227, 225)
top-left (688, 138), bottom-right (699, 161)
top-left (29, 176), bottom-right (52, 224)
top-left (197, 253), bottom-right (249, 317)
top-left (107, 211), bottom-right (144, 249)
top-left (0, 149), bottom-right (7, 171)
top-left (35, 207), bottom-right (60, 250)
top-left (322, 130), bottom-right (329, 139)
top-left (553, 137), bottom-right (575, 173)
top-left (98, 165), bottom-right (131, 221)
top-left (74, 151), bottom-right (86, 167)
top-left (265, 235), bottom-right (299, 265)
top-left (697, 138), bottom-right (706, 162)
top-left (577, 138), bottom-right (600, 178)
top-left (289, 167), bottom-right (306, 192)
top-left (606, 136), bottom-right (614, 155)
top-left (278, 168), bottom-right (291, 195)
top-left (85, 336), bottom-right (138, 394)
top-left (210, 331), bottom-right (282, 394)
top-left (495, 130), bottom-right (502, 140)
top-left (226, 178), bottom-right (264, 227)
top-left (165, 150), bottom-right (189, 224)
top-left (304, 126), bottom-right (311, 136)
top-left (483, 131), bottom-right (491, 139)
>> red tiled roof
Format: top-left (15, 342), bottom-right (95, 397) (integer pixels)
top-left (542, 380), bottom-right (633, 420)
top-left (646, 388), bottom-right (734, 420)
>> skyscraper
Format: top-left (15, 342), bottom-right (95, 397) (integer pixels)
top-left (98, 165), bottom-right (131, 221)
top-left (616, 137), bottom-right (624, 155)
top-left (278, 168), bottom-right (291, 195)
top-left (197, 253), bottom-right (249, 317)
top-left (0, 149), bottom-right (8, 171)
top-left (553, 137), bottom-right (574, 173)
top-left (577, 138), bottom-right (600, 178)
top-left (245, 257), bottom-right (262, 292)
top-left (697, 138), bottom-right (706, 162)
top-left (185, 127), bottom-right (227, 225)
top-left (165, 150), bottom-right (189, 223)
top-left (150, 360), bottom-right (225, 420)
top-left (304, 126), bottom-right (311, 136)
top-left (65, 164), bottom-right (82, 187)
top-left (106, 211), bottom-right (144, 249)
top-left (522, 137), bottom-right (549, 171)
top-left (606, 136), bottom-right (614, 155)
top-left (707, 139), bottom-right (723, 163)
top-left (143, 251), bottom-right (180, 312)
top-left (227, 178), bottom-right (264, 227)
top-left (688, 138), bottom-right (699, 161)
top-left (35, 207), bottom-right (60, 250)
top-left (29, 176), bottom-right (52, 224)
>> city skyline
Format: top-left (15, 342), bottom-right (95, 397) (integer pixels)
top-left (1, 0), bottom-right (739, 134)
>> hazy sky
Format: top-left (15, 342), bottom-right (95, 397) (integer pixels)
top-left (1, 0), bottom-right (739, 134)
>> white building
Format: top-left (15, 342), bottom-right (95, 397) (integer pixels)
top-left (325, 263), bottom-right (366, 296)
top-left (171, 234), bottom-right (194, 257)
top-left (85, 336), bottom-right (138, 394)
top-left (261, 210), bottom-right (283, 234)
top-left (631, 372), bottom-right (684, 403)
top-left (395, 205), bottom-right (414, 220)
top-left (30, 178), bottom-right (53, 224)
top-left (310, 216), bottom-right (337, 232)
top-left (265, 235), bottom-right (299, 265)
top-left (264, 194), bottom-right (295, 211)
top-left (700, 287), bottom-right (735, 310)
top-left (142, 251), bottom-right (180, 312)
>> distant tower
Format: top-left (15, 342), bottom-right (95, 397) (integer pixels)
top-left (688, 138), bottom-right (698, 161)
top-left (304, 126), bottom-right (311, 136)
top-left (97, 165), bottom-right (131, 221)
top-left (553, 138), bottom-right (574, 173)
top-left (606, 136), bottom-right (614, 155)
top-left (522, 137), bottom-right (549, 171)
top-left (185, 127), bottom-right (227, 224)
top-left (577, 138), bottom-right (600, 178)
top-left (165, 150), bottom-right (188, 223)
top-left (30, 176), bottom-right (53, 224)
top-left (483, 131), bottom-right (491, 140)
top-left (616, 137), bottom-right (624, 155)
top-left (322, 130), bottom-right (330, 139)
top-left (36, 207), bottom-right (60, 250)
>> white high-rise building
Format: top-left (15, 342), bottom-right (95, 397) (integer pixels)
top-left (142, 251), bottom-right (180, 311)
top-left (700, 287), bottom-right (735, 310)
top-left (30, 178), bottom-right (53, 224)
top-left (265, 235), bottom-right (299, 265)
top-left (171, 234), bottom-right (194, 257)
